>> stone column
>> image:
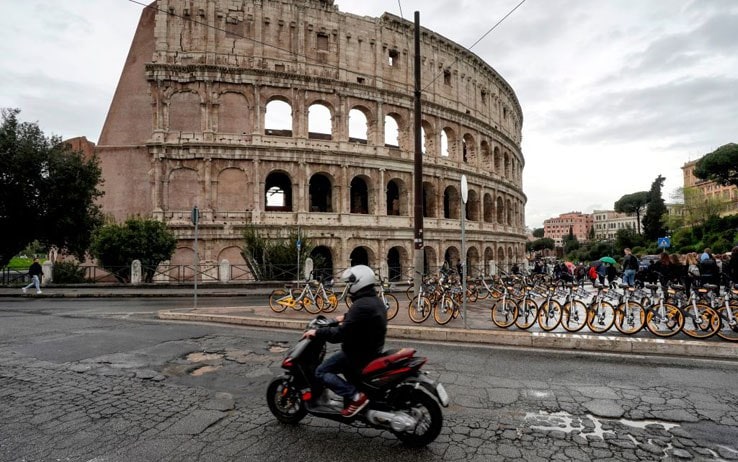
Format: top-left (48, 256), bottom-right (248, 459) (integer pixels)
top-left (219, 259), bottom-right (231, 283)
top-left (131, 260), bottom-right (142, 285)
top-left (42, 261), bottom-right (53, 285)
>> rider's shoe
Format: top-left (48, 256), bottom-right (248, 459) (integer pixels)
top-left (341, 392), bottom-right (369, 417)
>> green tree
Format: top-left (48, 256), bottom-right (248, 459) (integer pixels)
top-left (615, 228), bottom-right (644, 251)
top-left (694, 143), bottom-right (738, 187)
top-left (642, 175), bottom-right (667, 241)
top-left (90, 218), bottom-right (177, 283)
top-left (0, 108), bottom-right (104, 267)
top-left (242, 226), bottom-right (317, 280)
top-left (527, 237), bottom-right (555, 252)
top-left (614, 191), bottom-right (649, 235)
top-left (532, 227), bottom-right (544, 238)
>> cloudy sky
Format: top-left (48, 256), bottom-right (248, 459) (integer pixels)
top-left (1, 1), bottom-right (736, 229)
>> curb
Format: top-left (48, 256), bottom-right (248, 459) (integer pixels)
top-left (157, 310), bottom-right (738, 361)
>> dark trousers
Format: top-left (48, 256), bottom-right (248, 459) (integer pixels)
top-left (315, 351), bottom-right (357, 399)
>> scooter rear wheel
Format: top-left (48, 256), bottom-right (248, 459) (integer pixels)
top-left (266, 377), bottom-right (307, 425)
top-left (393, 389), bottom-right (443, 448)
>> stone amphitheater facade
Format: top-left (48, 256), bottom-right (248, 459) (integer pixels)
top-left (96, 0), bottom-right (526, 280)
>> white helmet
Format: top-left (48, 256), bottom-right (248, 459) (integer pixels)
top-left (341, 265), bottom-right (376, 294)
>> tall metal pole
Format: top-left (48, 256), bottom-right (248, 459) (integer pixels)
top-left (192, 206), bottom-right (199, 309)
top-left (413, 11), bottom-right (424, 294)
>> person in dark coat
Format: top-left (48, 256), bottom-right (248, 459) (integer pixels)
top-left (22, 257), bottom-right (43, 294)
top-left (727, 247), bottom-right (738, 286)
top-left (304, 265), bottom-right (387, 417)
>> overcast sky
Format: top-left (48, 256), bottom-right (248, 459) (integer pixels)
top-left (1, 1), bottom-right (736, 229)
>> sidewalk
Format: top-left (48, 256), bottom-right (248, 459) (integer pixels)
top-left (3, 284), bottom-right (737, 360)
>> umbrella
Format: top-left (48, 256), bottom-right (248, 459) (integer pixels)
top-left (600, 256), bottom-right (617, 265)
top-left (564, 261), bottom-right (576, 271)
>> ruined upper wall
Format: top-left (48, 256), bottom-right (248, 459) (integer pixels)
top-left (147, 0), bottom-right (522, 140)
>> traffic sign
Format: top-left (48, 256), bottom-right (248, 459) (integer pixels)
top-left (657, 237), bottom-right (671, 249)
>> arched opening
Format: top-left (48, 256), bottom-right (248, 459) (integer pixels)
top-left (496, 196), bottom-right (504, 224)
top-left (386, 180), bottom-right (401, 216)
top-left (218, 92), bottom-right (248, 134)
top-left (443, 185), bottom-right (460, 219)
top-left (483, 193), bottom-right (494, 223)
top-left (350, 177), bottom-right (369, 214)
top-left (462, 134), bottom-right (476, 164)
top-left (387, 247), bottom-right (404, 282)
top-left (421, 120), bottom-right (435, 156)
top-left (466, 189), bottom-right (480, 222)
top-left (423, 246), bottom-right (436, 275)
top-left (506, 198), bottom-right (513, 225)
top-left (444, 247), bottom-right (461, 273)
top-left (349, 247), bottom-right (371, 267)
top-left (493, 146), bottom-right (501, 173)
top-left (264, 99), bottom-right (292, 136)
top-left (169, 92), bottom-right (200, 132)
top-left (168, 168), bottom-right (200, 210)
top-left (485, 247), bottom-right (495, 275)
top-left (265, 171), bottom-right (292, 211)
top-left (349, 108), bottom-right (368, 143)
top-left (498, 246), bottom-right (506, 271)
top-left (308, 103), bottom-right (332, 140)
top-left (310, 246), bottom-right (334, 282)
top-left (422, 181), bottom-right (436, 218)
top-left (467, 246), bottom-right (480, 276)
top-left (384, 114), bottom-right (400, 147)
top-left (481, 140), bottom-right (490, 166)
top-left (309, 173), bottom-right (332, 212)
top-left (440, 128), bottom-right (450, 157)
top-left (504, 152), bottom-right (510, 179)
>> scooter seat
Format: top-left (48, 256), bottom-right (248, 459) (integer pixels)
top-left (362, 348), bottom-right (416, 375)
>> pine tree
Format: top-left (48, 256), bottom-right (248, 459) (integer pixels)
top-left (642, 175), bottom-right (667, 241)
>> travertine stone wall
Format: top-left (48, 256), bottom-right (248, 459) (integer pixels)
top-left (97, 0), bottom-right (527, 278)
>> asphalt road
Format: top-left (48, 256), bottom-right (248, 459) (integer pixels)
top-left (1, 296), bottom-right (738, 461)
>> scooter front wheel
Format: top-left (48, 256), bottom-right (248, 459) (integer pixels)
top-left (266, 377), bottom-right (307, 425)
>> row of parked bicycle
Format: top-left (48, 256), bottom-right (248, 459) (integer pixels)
top-left (266, 271), bottom-right (738, 342)
top-left (406, 272), bottom-right (738, 341)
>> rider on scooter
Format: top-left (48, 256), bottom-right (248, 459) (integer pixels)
top-left (302, 265), bottom-right (387, 417)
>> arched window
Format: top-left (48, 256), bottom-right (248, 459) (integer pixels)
top-left (483, 193), bottom-right (494, 223)
top-left (309, 173), bottom-right (332, 212)
top-left (506, 198), bottom-right (513, 225)
top-left (384, 114), bottom-right (400, 147)
top-left (496, 196), bottom-right (504, 224)
top-left (265, 171), bottom-right (292, 211)
top-left (350, 177), bottom-right (369, 214)
top-left (386, 180), bottom-right (401, 216)
top-left (349, 247), bottom-right (371, 267)
top-left (349, 108), bottom-right (368, 143)
top-left (387, 247), bottom-right (406, 281)
top-left (421, 120), bottom-right (435, 156)
top-left (466, 189), bottom-right (480, 221)
top-left (311, 246), bottom-right (334, 282)
top-left (422, 181), bottom-right (436, 218)
top-left (265, 99), bottom-right (292, 136)
top-left (493, 146), bottom-right (501, 173)
top-left (444, 186), bottom-right (460, 219)
top-left (308, 103), bottom-right (332, 139)
top-left (467, 247), bottom-right (480, 276)
top-left (462, 134), bottom-right (476, 164)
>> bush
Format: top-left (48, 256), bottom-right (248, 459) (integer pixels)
top-left (52, 261), bottom-right (87, 283)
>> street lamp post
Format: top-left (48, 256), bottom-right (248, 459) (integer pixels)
top-left (460, 175), bottom-right (468, 329)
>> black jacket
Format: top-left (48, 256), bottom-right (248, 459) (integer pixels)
top-left (623, 254), bottom-right (639, 271)
top-left (28, 262), bottom-right (42, 277)
top-left (315, 286), bottom-right (387, 369)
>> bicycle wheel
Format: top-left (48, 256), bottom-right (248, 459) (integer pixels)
top-left (476, 286), bottom-right (490, 300)
top-left (537, 300), bottom-right (562, 331)
top-left (268, 289), bottom-right (290, 313)
top-left (466, 286), bottom-right (479, 303)
top-left (433, 296), bottom-right (455, 325)
top-left (321, 291), bottom-right (338, 313)
top-left (613, 300), bottom-right (645, 335)
top-left (406, 285), bottom-right (414, 300)
top-left (561, 300), bottom-right (587, 332)
top-left (716, 303), bottom-right (738, 341)
top-left (682, 304), bottom-right (720, 339)
top-left (514, 299), bottom-right (538, 330)
top-left (384, 293), bottom-right (399, 321)
top-left (302, 294), bottom-right (323, 314)
top-left (408, 296), bottom-right (432, 323)
top-left (645, 303), bottom-right (684, 337)
top-left (586, 301), bottom-right (615, 333)
top-left (491, 299), bottom-right (518, 328)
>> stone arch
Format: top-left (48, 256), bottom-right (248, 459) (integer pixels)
top-left (444, 185), bottom-right (460, 219)
top-left (310, 245), bottom-right (334, 281)
top-left (169, 91), bottom-right (201, 132)
top-left (444, 246), bottom-right (460, 268)
top-left (348, 107), bottom-right (369, 143)
top-left (309, 172), bottom-right (333, 212)
top-left (421, 120), bottom-right (436, 156)
top-left (466, 188), bottom-right (480, 221)
top-left (265, 170), bottom-right (292, 211)
top-left (441, 127), bottom-right (456, 158)
top-left (481, 140), bottom-right (491, 167)
top-left (308, 102), bottom-right (333, 139)
top-left (422, 181), bottom-right (436, 218)
top-left (216, 167), bottom-right (248, 211)
top-left (496, 196), bottom-right (505, 224)
top-left (462, 133), bottom-right (476, 164)
top-left (218, 92), bottom-right (249, 134)
top-left (493, 146), bottom-right (501, 173)
top-left (350, 175), bottom-right (371, 214)
top-left (423, 246), bottom-right (437, 275)
top-left (506, 198), bottom-right (513, 225)
top-left (467, 246), bottom-right (480, 276)
top-left (386, 178), bottom-right (407, 216)
top-left (384, 113), bottom-right (401, 147)
top-left (349, 246), bottom-right (373, 267)
top-left (217, 246), bottom-right (246, 265)
top-left (168, 167), bottom-right (201, 210)
top-left (387, 246), bottom-right (408, 281)
top-left (504, 151), bottom-right (511, 179)
top-left (497, 246), bottom-right (506, 270)
top-left (265, 98), bottom-right (293, 136)
top-left (484, 193), bottom-right (494, 223)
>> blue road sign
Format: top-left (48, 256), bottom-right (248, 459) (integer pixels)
top-left (657, 237), bottom-right (671, 249)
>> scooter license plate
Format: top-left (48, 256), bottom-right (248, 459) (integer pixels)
top-left (436, 383), bottom-right (450, 407)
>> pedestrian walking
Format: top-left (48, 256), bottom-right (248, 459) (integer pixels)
top-left (621, 248), bottom-right (639, 286)
top-left (727, 246), bottom-right (738, 285)
top-left (22, 257), bottom-right (43, 294)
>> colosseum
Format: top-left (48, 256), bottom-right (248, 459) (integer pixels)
top-left (96, 0), bottom-right (526, 281)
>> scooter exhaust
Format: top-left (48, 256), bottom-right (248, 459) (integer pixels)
top-left (365, 410), bottom-right (417, 432)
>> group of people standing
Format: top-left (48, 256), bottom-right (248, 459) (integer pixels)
top-left (646, 247), bottom-right (738, 295)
